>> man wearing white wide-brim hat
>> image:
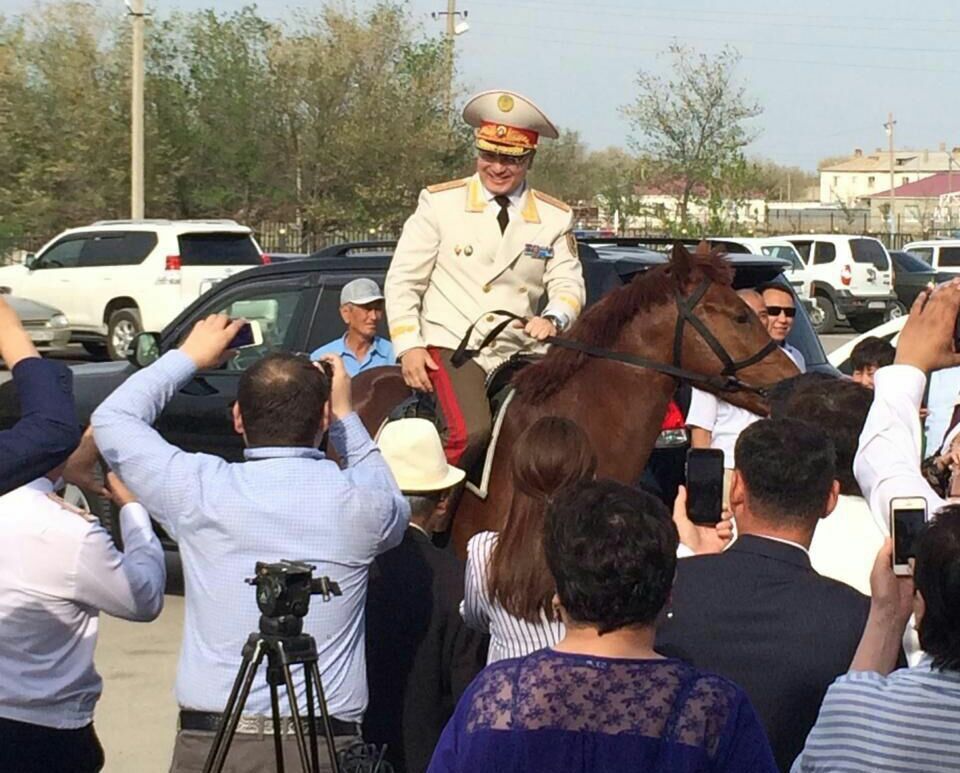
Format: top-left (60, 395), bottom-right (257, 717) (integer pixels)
top-left (385, 90), bottom-right (585, 472)
top-left (365, 419), bottom-right (486, 773)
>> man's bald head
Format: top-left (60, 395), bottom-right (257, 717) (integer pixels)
top-left (737, 288), bottom-right (769, 325)
top-left (236, 353), bottom-right (331, 447)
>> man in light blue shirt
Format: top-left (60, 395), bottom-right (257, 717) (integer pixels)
top-left (311, 278), bottom-right (396, 376)
top-left (91, 315), bottom-right (409, 771)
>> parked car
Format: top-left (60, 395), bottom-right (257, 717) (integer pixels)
top-left (0, 219), bottom-right (267, 360)
top-left (902, 240), bottom-right (960, 274)
top-left (4, 295), bottom-right (72, 350)
top-left (780, 234), bottom-right (897, 333)
top-left (0, 239), bottom-right (831, 549)
top-left (889, 250), bottom-right (955, 315)
top-left (705, 236), bottom-right (812, 300)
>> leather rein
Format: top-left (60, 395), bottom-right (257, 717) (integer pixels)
top-left (450, 278), bottom-right (780, 397)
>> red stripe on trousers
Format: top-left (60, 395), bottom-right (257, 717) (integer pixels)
top-left (428, 346), bottom-right (468, 466)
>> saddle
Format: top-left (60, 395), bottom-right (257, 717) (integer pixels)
top-left (386, 354), bottom-right (538, 494)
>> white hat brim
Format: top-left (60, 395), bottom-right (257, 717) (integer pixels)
top-left (398, 465), bottom-right (466, 493)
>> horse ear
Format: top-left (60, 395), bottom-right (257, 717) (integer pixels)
top-left (669, 242), bottom-right (694, 288)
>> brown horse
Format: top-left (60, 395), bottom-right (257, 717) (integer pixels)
top-left (352, 244), bottom-right (799, 554)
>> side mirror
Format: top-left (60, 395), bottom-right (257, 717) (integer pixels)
top-left (24, 253), bottom-right (36, 269)
top-left (129, 332), bottom-right (161, 369)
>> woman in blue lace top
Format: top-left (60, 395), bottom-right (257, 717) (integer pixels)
top-left (429, 480), bottom-right (776, 773)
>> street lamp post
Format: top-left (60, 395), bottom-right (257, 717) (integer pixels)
top-left (129, 0), bottom-right (147, 220)
top-left (431, 3), bottom-right (469, 113)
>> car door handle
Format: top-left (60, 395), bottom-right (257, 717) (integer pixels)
top-left (179, 377), bottom-right (220, 397)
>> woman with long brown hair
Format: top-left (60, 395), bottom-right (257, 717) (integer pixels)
top-left (462, 416), bottom-right (597, 663)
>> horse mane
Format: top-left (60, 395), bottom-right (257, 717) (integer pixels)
top-left (513, 243), bottom-right (734, 400)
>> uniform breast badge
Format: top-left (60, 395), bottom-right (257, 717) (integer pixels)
top-left (524, 244), bottom-right (553, 259)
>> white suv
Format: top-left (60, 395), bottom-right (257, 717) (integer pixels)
top-left (708, 237), bottom-right (812, 299)
top-left (780, 234), bottom-right (897, 333)
top-left (0, 220), bottom-right (266, 358)
top-left (902, 240), bottom-right (960, 274)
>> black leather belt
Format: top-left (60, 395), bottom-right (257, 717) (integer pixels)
top-left (179, 710), bottom-right (360, 738)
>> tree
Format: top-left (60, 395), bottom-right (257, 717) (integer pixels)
top-left (622, 44), bottom-right (762, 225)
top-left (530, 130), bottom-right (596, 204)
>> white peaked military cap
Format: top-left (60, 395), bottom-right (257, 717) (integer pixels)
top-left (340, 277), bottom-right (384, 306)
top-left (462, 89), bottom-right (560, 157)
top-left (378, 418), bottom-right (466, 493)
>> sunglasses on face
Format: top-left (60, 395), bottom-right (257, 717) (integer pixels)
top-left (765, 306), bottom-right (797, 318)
top-left (478, 151), bottom-right (529, 167)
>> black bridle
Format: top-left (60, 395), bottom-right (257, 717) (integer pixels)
top-left (450, 279), bottom-right (781, 397)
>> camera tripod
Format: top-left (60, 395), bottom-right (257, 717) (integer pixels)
top-left (202, 614), bottom-right (341, 773)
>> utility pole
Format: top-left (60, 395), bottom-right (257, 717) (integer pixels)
top-left (432, 2), bottom-right (468, 114)
top-left (885, 112), bottom-right (896, 239)
top-left (129, 0), bottom-right (146, 220)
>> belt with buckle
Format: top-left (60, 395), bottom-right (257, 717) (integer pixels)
top-left (179, 710), bottom-right (360, 738)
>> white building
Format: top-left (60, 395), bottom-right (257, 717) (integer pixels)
top-left (820, 147), bottom-right (960, 206)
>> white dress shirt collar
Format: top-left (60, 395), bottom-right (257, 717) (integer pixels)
top-left (480, 181), bottom-right (527, 209)
top-left (750, 533), bottom-right (810, 556)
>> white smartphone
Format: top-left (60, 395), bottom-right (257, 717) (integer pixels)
top-left (228, 319), bottom-right (263, 350)
top-left (889, 497), bottom-right (928, 576)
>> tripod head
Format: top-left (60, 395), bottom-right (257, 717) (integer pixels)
top-left (246, 560), bottom-right (342, 638)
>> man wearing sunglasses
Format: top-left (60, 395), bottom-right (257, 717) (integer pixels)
top-left (761, 284), bottom-right (807, 372)
top-left (385, 89), bottom-right (584, 471)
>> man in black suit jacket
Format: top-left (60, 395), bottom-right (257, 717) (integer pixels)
top-left (365, 419), bottom-right (488, 773)
top-left (656, 418), bottom-right (870, 772)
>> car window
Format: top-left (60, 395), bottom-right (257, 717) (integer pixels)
top-left (34, 237), bottom-right (84, 269)
top-left (907, 247), bottom-right (934, 264)
top-left (791, 241), bottom-right (813, 262)
top-left (893, 251), bottom-right (933, 273)
top-left (213, 287), bottom-right (306, 370)
top-left (939, 247), bottom-right (960, 268)
top-left (812, 242), bottom-right (836, 265)
top-left (178, 232), bottom-right (262, 266)
top-left (305, 275), bottom-right (388, 352)
top-left (79, 231), bottom-right (157, 267)
top-left (760, 245), bottom-right (803, 269)
top-left (851, 238), bottom-right (890, 270)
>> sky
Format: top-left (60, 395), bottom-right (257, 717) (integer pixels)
top-left (4, 0), bottom-right (960, 171)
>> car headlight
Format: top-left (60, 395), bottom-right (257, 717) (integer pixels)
top-left (46, 314), bottom-right (69, 328)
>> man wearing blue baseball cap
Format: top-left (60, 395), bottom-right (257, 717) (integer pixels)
top-left (311, 277), bottom-right (396, 376)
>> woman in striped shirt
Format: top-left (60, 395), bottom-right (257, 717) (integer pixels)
top-left (794, 509), bottom-right (960, 772)
top-left (462, 416), bottom-right (596, 663)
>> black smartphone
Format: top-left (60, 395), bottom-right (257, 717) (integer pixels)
top-left (890, 497), bottom-right (928, 575)
top-left (686, 448), bottom-right (725, 525)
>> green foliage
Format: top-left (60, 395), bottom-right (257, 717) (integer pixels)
top-left (622, 44), bottom-right (762, 224)
top-left (0, 1), bottom-right (472, 240)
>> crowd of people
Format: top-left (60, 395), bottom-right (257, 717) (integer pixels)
top-left (2, 84), bottom-right (960, 773)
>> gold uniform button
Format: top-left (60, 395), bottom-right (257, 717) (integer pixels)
top-left (482, 284), bottom-right (491, 293)
top-left (485, 314), bottom-right (495, 323)
top-left (518, 287), bottom-right (527, 294)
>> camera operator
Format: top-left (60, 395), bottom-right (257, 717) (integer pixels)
top-left (91, 315), bottom-right (410, 772)
top-left (0, 296), bottom-right (81, 494)
top-left (0, 435), bottom-right (164, 773)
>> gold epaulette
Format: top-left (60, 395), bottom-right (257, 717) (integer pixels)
top-left (427, 178), bottom-right (469, 194)
top-left (533, 190), bottom-right (572, 212)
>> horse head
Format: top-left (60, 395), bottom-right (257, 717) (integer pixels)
top-left (663, 241), bottom-right (799, 415)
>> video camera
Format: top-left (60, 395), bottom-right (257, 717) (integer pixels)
top-left (246, 560), bottom-right (341, 636)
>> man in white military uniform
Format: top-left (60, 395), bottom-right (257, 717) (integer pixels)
top-left (385, 89), bottom-right (585, 469)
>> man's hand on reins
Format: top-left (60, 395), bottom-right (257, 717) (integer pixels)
top-left (400, 347), bottom-right (439, 393)
top-left (513, 316), bottom-right (557, 341)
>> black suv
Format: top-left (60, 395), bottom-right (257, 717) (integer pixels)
top-left (0, 239), bottom-right (831, 543)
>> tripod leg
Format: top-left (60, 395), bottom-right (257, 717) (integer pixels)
top-left (277, 643), bottom-right (313, 773)
top-left (203, 641), bottom-right (267, 773)
top-left (303, 664), bottom-right (321, 773)
top-left (270, 681), bottom-right (286, 773)
top-left (309, 661), bottom-right (341, 773)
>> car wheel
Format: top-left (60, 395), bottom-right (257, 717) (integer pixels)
top-left (850, 313), bottom-right (884, 333)
top-left (811, 295), bottom-right (837, 334)
top-left (82, 342), bottom-right (108, 357)
top-left (885, 301), bottom-right (907, 321)
top-left (107, 308), bottom-right (142, 360)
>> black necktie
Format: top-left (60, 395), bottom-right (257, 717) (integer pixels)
top-left (495, 195), bottom-right (511, 235)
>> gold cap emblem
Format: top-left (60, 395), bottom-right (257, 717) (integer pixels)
top-left (497, 94), bottom-right (514, 112)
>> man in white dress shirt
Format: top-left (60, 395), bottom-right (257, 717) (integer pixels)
top-left (686, 288), bottom-right (772, 508)
top-left (854, 282), bottom-right (960, 521)
top-left (0, 435), bottom-right (165, 773)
